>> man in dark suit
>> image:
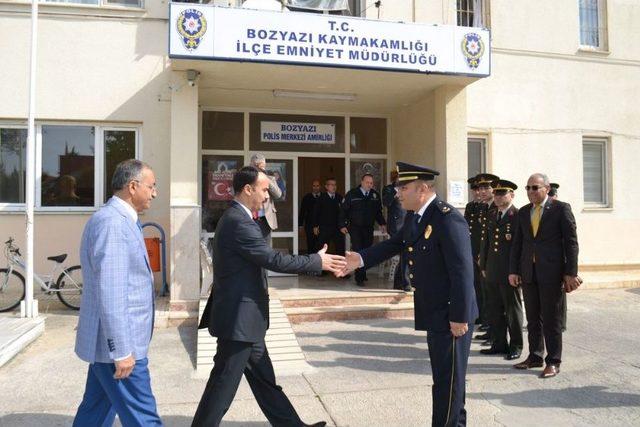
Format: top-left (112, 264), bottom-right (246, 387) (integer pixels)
top-left (193, 166), bottom-right (346, 427)
top-left (299, 179), bottom-right (321, 254)
top-left (312, 178), bottom-right (345, 257)
top-left (340, 162), bottom-right (478, 427)
top-left (382, 170), bottom-right (410, 291)
top-left (340, 174), bottom-right (386, 286)
top-left (478, 180), bottom-right (524, 360)
top-left (509, 173), bottom-right (581, 378)
top-left (548, 182), bottom-right (568, 332)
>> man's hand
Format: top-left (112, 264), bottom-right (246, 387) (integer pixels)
top-left (317, 244), bottom-right (347, 274)
top-left (380, 225), bottom-right (387, 235)
top-left (114, 355), bottom-right (135, 379)
top-left (335, 251), bottom-right (362, 277)
top-left (450, 321), bottom-right (468, 338)
top-left (481, 270), bottom-right (486, 278)
top-left (313, 226), bottom-right (320, 236)
top-left (563, 275), bottom-right (582, 293)
top-left (340, 227), bottom-right (348, 235)
top-left (508, 274), bottom-right (522, 288)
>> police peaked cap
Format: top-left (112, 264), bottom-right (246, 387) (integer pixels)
top-left (396, 162), bottom-right (440, 183)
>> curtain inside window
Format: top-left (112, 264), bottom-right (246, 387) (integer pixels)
top-left (472, 0), bottom-right (484, 27)
top-left (579, 0), bottom-right (600, 47)
top-left (583, 143), bottom-right (605, 204)
top-left (284, 0), bottom-right (349, 12)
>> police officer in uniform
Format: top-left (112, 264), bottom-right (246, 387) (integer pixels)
top-left (382, 170), bottom-right (410, 291)
top-left (340, 162), bottom-right (478, 426)
top-left (464, 177), bottom-right (482, 324)
top-left (340, 173), bottom-right (386, 287)
top-left (478, 180), bottom-right (524, 360)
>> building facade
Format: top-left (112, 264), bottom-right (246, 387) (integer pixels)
top-left (1, 0), bottom-right (638, 321)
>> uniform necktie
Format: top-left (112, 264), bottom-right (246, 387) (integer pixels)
top-left (497, 211), bottom-right (503, 222)
top-left (531, 204), bottom-right (542, 237)
top-left (365, 192), bottom-right (369, 197)
top-left (410, 213), bottom-right (421, 237)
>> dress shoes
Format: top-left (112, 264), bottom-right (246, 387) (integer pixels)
top-left (504, 350), bottom-right (522, 361)
top-left (513, 357), bottom-right (544, 370)
top-left (478, 324), bottom-right (490, 332)
top-left (356, 281), bottom-right (365, 287)
top-left (541, 364), bottom-right (560, 378)
top-left (302, 422), bottom-right (327, 427)
top-left (480, 347), bottom-right (507, 355)
top-left (474, 333), bottom-right (490, 340)
top-left (481, 339), bottom-right (493, 347)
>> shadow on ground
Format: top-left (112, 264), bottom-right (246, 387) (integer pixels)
top-left (0, 414), bottom-right (269, 426)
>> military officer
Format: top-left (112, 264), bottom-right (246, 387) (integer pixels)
top-left (339, 162), bottom-right (478, 427)
top-left (339, 174), bottom-right (386, 287)
top-left (473, 173), bottom-right (500, 340)
top-left (548, 182), bottom-right (568, 332)
top-left (465, 177), bottom-right (483, 324)
top-left (549, 182), bottom-right (560, 200)
top-left (478, 180), bottom-right (524, 360)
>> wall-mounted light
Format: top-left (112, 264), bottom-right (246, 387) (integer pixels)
top-left (186, 69), bottom-right (200, 87)
top-left (272, 89), bottom-right (356, 101)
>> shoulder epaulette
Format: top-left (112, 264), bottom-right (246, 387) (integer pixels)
top-left (436, 200), bottom-right (453, 214)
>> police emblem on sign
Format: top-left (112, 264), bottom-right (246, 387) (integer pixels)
top-left (177, 9), bottom-right (207, 51)
top-left (461, 32), bottom-right (485, 69)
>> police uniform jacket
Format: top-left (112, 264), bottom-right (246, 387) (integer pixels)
top-left (312, 192), bottom-right (343, 228)
top-left (479, 204), bottom-right (519, 283)
top-left (339, 187), bottom-right (386, 229)
top-left (360, 196), bottom-right (478, 331)
top-left (509, 198), bottom-right (579, 284)
top-left (382, 183), bottom-right (406, 235)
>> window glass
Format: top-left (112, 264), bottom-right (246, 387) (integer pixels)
top-left (41, 125), bottom-right (95, 207)
top-left (350, 117), bottom-right (387, 154)
top-left (350, 159), bottom-right (385, 194)
top-left (266, 159), bottom-right (294, 232)
top-left (104, 130), bottom-right (136, 202)
top-left (583, 140), bottom-right (606, 204)
top-left (202, 112), bottom-right (244, 151)
top-left (0, 128), bottom-right (27, 204)
top-left (202, 155), bottom-right (244, 232)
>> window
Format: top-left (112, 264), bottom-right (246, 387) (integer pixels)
top-left (0, 128), bottom-right (27, 205)
top-left (202, 111), bottom-right (244, 151)
top-left (579, 0), bottom-right (608, 50)
top-left (0, 124), bottom-right (139, 210)
top-left (467, 137), bottom-right (486, 199)
top-left (583, 138), bottom-right (608, 206)
top-left (43, 0), bottom-right (143, 7)
top-left (457, 0), bottom-right (490, 28)
top-left (350, 117), bottom-right (387, 154)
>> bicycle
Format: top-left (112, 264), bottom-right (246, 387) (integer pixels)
top-left (0, 237), bottom-right (83, 312)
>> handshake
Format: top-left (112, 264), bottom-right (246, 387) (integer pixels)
top-left (316, 244), bottom-right (363, 278)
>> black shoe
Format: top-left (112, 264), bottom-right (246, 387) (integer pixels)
top-left (505, 351), bottom-right (522, 360)
top-left (302, 422), bottom-right (327, 427)
top-left (364, 277), bottom-right (369, 281)
top-left (356, 281), bottom-right (365, 287)
top-left (478, 324), bottom-right (490, 332)
top-left (481, 339), bottom-right (493, 347)
top-left (474, 333), bottom-right (490, 340)
top-left (480, 347), bottom-right (507, 355)
top-left (402, 285), bottom-right (412, 292)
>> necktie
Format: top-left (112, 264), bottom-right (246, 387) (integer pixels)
top-left (410, 213), bottom-right (421, 236)
top-left (531, 204), bottom-right (542, 237)
top-left (497, 211), bottom-right (503, 222)
top-left (365, 191), bottom-right (369, 197)
top-left (136, 219), bottom-right (143, 232)
top-left (252, 210), bottom-right (259, 220)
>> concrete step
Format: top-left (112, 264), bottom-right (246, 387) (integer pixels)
top-left (285, 302), bottom-right (415, 324)
top-left (580, 269), bottom-right (640, 289)
top-left (280, 292), bottom-right (413, 308)
top-left (0, 315), bottom-right (45, 369)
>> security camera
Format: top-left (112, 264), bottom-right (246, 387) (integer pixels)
top-left (186, 69), bottom-right (200, 87)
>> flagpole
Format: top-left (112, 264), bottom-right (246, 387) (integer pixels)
top-left (23, 0), bottom-right (39, 318)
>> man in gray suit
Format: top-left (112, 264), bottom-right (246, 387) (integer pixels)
top-left (73, 159), bottom-right (162, 427)
top-left (251, 153), bottom-right (282, 243)
top-left (193, 166), bottom-right (345, 427)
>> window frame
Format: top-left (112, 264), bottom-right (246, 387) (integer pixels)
top-left (0, 124), bottom-right (28, 210)
top-left (582, 137), bottom-right (610, 208)
top-left (578, 0), bottom-right (609, 52)
top-left (456, 0), bottom-right (491, 28)
top-left (0, 123), bottom-right (140, 213)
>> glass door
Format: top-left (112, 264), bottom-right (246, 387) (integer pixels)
top-left (266, 157), bottom-right (297, 276)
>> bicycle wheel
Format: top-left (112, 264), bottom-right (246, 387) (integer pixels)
top-left (56, 265), bottom-right (83, 310)
top-left (0, 268), bottom-right (26, 312)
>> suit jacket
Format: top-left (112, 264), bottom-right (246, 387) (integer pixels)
top-left (199, 201), bottom-right (322, 342)
top-left (312, 192), bottom-right (343, 229)
top-left (509, 198), bottom-right (579, 284)
top-left (479, 204), bottom-right (519, 283)
top-left (75, 197), bottom-right (154, 363)
top-left (262, 174), bottom-right (282, 230)
top-left (382, 183), bottom-right (406, 235)
top-left (360, 196), bottom-right (478, 331)
top-left (298, 192), bottom-right (320, 229)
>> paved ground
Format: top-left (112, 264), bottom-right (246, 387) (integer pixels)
top-left (1, 288), bottom-right (639, 426)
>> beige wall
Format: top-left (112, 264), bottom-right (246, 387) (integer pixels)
top-left (0, 5), bottom-right (172, 282)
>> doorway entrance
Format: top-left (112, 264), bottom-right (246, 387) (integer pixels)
top-left (297, 157), bottom-right (345, 255)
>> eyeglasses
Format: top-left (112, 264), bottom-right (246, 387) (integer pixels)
top-left (525, 185), bottom-right (545, 191)
top-left (134, 180), bottom-right (157, 192)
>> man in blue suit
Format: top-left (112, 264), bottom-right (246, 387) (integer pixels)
top-left (73, 159), bottom-right (162, 427)
top-left (339, 162), bottom-right (478, 427)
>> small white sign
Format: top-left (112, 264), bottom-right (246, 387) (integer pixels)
top-left (261, 121), bottom-right (336, 144)
top-left (448, 181), bottom-right (466, 206)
